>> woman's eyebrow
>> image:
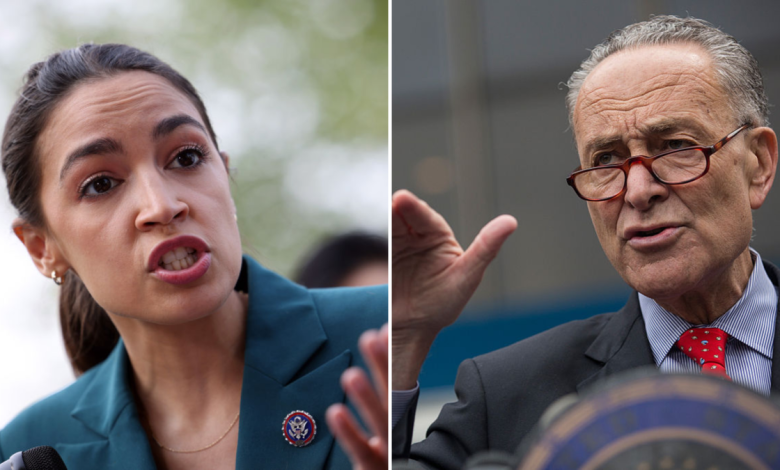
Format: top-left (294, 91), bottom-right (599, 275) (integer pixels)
top-left (58, 115), bottom-right (208, 184)
top-left (153, 114), bottom-right (207, 140)
top-left (59, 137), bottom-right (122, 183)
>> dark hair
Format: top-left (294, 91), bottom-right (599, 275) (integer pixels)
top-left (294, 232), bottom-right (388, 288)
top-left (2, 44), bottom-right (219, 375)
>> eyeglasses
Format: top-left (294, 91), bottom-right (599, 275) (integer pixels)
top-left (566, 125), bottom-right (749, 202)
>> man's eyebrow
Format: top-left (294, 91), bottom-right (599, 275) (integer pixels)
top-left (583, 119), bottom-right (706, 157)
top-left (646, 120), bottom-right (678, 134)
top-left (583, 135), bottom-right (622, 156)
top-left (644, 118), bottom-right (712, 137)
top-left (59, 137), bottom-right (123, 183)
top-left (152, 114), bottom-right (207, 140)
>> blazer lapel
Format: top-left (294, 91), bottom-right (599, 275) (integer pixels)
top-left (577, 293), bottom-right (655, 392)
top-left (65, 341), bottom-right (157, 468)
top-left (235, 256), bottom-right (350, 470)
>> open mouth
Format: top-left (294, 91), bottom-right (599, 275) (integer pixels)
top-left (635, 227), bottom-right (666, 237)
top-left (158, 247), bottom-right (199, 271)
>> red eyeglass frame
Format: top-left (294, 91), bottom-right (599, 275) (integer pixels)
top-left (566, 124), bottom-right (750, 202)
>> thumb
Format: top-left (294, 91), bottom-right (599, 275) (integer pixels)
top-left (457, 215), bottom-right (518, 278)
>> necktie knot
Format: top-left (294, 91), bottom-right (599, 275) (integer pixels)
top-left (677, 327), bottom-right (730, 380)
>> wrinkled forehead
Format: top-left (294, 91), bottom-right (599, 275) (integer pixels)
top-left (571, 43), bottom-right (734, 148)
top-left (37, 71), bottom-right (204, 160)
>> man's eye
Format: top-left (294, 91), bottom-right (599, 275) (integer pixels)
top-left (169, 148), bottom-right (203, 169)
top-left (667, 140), bottom-right (689, 150)
top-left (597, 153), bottom-right (617, 166)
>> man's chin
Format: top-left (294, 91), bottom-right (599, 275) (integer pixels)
top-left (619, 257), bottom-right (697, 301)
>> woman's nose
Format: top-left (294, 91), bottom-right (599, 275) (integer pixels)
top-left (134, 173), bottom-right (189, 230)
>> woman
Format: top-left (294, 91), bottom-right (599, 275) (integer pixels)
top-left (0, 44), bottom-right (387, 470)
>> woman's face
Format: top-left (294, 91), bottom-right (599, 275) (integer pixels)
top-left (34, 71), bottom-right (243, 324)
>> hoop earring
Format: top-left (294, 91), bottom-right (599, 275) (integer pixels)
top-left (51, 270), bottom-right (63, 286)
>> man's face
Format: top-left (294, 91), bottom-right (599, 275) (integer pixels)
top-left (572, 43), bottom-right (760, 303)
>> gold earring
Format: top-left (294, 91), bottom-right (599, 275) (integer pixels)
top-left (51, 270), bottom-right (63, 286)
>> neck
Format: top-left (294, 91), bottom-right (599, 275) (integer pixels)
top-left (656, 249), bottom-right (755, 325)
top-left (111, 290), bottom-right (248, 424)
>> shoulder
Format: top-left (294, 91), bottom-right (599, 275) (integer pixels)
top-left (466, 311), bottom-right (618, 394)
top-left (0, 367), bottom-right (103, 457)
top-left (309, 284), bottom-right (387, 344)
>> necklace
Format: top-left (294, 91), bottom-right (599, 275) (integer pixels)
top-left (150, 411), bottom-right (240, 454)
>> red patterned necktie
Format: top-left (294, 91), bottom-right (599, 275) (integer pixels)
top-left (676, 327), bottom-right (731, 380)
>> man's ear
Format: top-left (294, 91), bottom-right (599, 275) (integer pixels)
top-left (747, 127), bottom-right (778, 210)
top-left (12, 218), bottom-right (69, 279)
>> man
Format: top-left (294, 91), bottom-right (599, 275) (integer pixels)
top-left (392, 15), bottom-right (779, 469)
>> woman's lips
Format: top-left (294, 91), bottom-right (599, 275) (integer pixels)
top-left (148, 235), bottom-right (211, 285)
top-left (153, 252), bottom-right (212, 285)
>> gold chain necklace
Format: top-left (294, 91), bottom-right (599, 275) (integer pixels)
top-left (150, 411), bottom-right (240, 454)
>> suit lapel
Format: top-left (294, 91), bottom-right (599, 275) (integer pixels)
top-left (578, 259), bottom-right (780, 393)
top-left (577, 293), bottom-right (655, 392)
top-left (66, 340), bottom-right (157, 468)
top-left (761, 260), bottom-right (780, 393)
top-left (235, 256), bottom-right (350, 470)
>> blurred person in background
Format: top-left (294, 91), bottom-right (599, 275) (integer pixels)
top-left (0, 44), bottom-right (387, 470)
top-left (295, 232), bottom-right (388, 288)
top-left (391, 15), bottom-right (779, 468)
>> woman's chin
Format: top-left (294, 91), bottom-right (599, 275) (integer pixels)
top-left (107, 287), bottom-right (234, 327)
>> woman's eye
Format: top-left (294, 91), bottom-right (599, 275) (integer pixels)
top-left (169, 148), bottom-right (202, 169)
top-left (82, 176), bottom-right (117, 197)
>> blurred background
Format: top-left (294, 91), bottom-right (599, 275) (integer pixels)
top-left (0, 0), bottom-right (387, 427)
top-left (393, 0), bottom-right (780, 441)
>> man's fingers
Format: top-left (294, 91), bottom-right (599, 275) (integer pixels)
top-left (458, 215), bottom-right (518, 276)
top-left (326, 404), bottom-right (385, 469)
top-left (392, 189), bottom-right (455, 239)
top-left (358, 325), bottom-right (389, 404)
top-left (341, 367), bottom-right (388, 442)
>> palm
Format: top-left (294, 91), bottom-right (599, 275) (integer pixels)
top-left (391, 190), bottom-right (517, 389)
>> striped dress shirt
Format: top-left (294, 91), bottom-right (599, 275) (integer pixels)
top-left (639, 249), bottom-right (777, 395)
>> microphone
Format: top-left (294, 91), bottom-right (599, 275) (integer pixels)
top-left (0, 446), bottom-right (67, 470)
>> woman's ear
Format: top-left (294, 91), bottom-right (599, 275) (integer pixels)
top-left (220, 151), bottom-right (231, 172)
top-left (12, 218), bottom-right (69, 279)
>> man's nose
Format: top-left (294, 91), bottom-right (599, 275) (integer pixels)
top-left (134, 172), bottom-right (189, 230)
top-left (623, 159), bottom-right (669, 210)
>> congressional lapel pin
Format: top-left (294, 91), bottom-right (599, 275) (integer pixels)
top-left (283, 410), bottom-right (316, 447)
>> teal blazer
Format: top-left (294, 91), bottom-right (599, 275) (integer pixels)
top-left (0, 256), bottom-right (387, 469)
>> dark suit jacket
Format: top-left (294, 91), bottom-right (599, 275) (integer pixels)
top-left (393, 259), bottom-right (780, 470)
top-left (0, 255), bottom-right (387, 469)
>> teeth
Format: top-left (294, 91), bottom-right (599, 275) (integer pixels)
top-left (160, 250), bottom-right (198, 271)
top-left (175, 246), bottom-right (188, 260)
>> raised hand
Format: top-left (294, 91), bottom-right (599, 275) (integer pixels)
top-left (392, 190), bottom-right (517, 389)
top-left (327, 325), bottom-right (388, 470)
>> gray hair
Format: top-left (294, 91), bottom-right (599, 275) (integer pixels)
top-left (565, 15), bottom-right (769, 131)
